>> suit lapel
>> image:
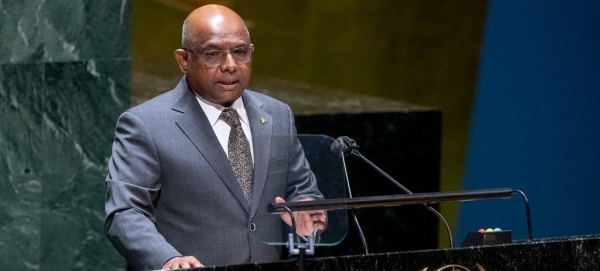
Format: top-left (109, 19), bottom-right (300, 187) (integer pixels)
top-left (243, 91), bottom-right (273, 220)
top-left (172, 78), bottom-right (250, 213)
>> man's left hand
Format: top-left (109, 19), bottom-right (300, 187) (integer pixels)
top-left (275, 197), bottom-right (327, 236)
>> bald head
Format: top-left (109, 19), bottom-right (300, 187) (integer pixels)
top-left (174, 4), bottom-right (254, 107)
top-left (182, 5), bottom-right (250, 49)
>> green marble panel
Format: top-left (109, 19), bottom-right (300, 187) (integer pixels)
top-left (0, 59), bottom-right (129, 270)
top-left (0, 0), bottom-right (130, 63)
top-left (0, 173), bottom-right (42, 270)
top-left (0, 0), bottom-right (131, 269)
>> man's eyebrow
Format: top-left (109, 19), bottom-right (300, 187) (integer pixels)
top-left (200, 42), bottom-right (249, 50)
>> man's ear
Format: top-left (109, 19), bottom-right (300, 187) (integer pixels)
top-left (174, 49), bottom-right (189, 74)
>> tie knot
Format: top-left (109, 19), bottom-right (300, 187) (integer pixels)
top-left (220, 108), bottom-right (241, 127)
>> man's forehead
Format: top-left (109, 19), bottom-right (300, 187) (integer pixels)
top-left (206, 14), bottom-right (225, 29)
top-left (190, 11), bottom-right (246, 33)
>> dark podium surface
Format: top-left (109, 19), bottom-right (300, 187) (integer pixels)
top-left (195, 235), bottom-right (600, 271)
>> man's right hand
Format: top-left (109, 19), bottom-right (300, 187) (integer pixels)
top-left (162, 256), bottom-right (203, 270)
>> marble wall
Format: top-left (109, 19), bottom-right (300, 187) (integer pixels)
top-left (0, 1), bottom-right (130, 270)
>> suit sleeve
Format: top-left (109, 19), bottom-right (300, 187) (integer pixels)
top-left (104, 111), bottom-right (181, 270)
top-left (284, 105), bottom-right (324, 202)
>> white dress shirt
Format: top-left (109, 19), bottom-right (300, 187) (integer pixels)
top-left (195, 93), bottom-right (254, 164)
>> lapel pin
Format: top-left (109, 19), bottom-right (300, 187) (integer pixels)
top-left (260, 116), bottom-right (267, 125)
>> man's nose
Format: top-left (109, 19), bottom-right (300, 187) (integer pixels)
top-left (220, 52), bottom-right (237, 72)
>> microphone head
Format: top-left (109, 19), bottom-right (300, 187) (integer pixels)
top-left (330, 136), bottom-right (359, 157)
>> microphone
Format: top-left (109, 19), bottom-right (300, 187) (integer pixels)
top-left (331, 136), bottom-right (455, 248)
top-left (330, 136), bottom-right (358, 157)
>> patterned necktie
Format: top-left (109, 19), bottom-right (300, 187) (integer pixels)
top-left (219, 108), bottom-right (254, 203)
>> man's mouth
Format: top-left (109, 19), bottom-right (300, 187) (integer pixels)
top-left (218, 80), bottom-right (239, 89)
top-left (219, 80), bottom-right (238, 85)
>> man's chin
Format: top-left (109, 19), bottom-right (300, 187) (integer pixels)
top-left (215, 91), bottom-right (244, 106)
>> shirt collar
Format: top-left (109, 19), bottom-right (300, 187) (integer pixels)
top-left (194, 92), bottom-right (249, 127)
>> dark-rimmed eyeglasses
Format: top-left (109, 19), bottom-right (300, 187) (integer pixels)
top-left (185, 45), bottom-right (254, 68)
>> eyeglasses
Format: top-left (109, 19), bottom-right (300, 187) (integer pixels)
top-left (185, 45), bottom-right (254, 68)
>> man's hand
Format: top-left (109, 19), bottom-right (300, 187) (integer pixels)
top-left (162, 256), bottom-right (203, 270)
top-left (275, 197), bottom-right (327, 236)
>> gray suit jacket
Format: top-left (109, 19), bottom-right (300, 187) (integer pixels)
top-left (104, 77), bottom-right (322, 270)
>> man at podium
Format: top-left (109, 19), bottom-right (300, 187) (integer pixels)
top-left (104, 4), bottom-right (326, 270)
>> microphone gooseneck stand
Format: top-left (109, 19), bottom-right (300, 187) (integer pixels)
top-left (349, 148), bottom-right (455, 248)
top-left (340, 154), bottom-right (370, 254)
top-left (332, 136), bottom-right (455, 249)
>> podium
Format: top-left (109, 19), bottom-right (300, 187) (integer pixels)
top-left (196, 235), bottom-right (600, 270)
top-left (224, 135), bottom-right (596, 271)
top-left (232, 135), bottom-right (598, 271)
